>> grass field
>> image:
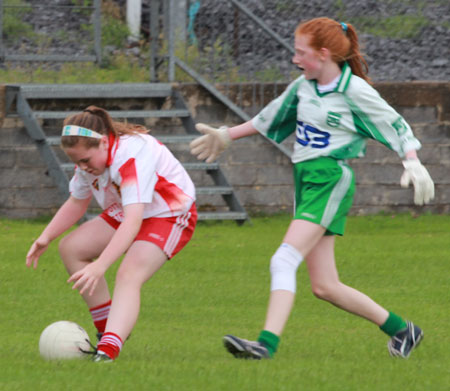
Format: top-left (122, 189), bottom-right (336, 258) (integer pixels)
top-left (1, 214), bottom-right (449, 390)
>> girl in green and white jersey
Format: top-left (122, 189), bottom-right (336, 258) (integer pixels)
top-left (190, 17), bottom-right (434, 360)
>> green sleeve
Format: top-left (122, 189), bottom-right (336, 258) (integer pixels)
top-left (252, 77), bottom-right (303, 144)
top-left (344, 78), bottom-right (421, 156)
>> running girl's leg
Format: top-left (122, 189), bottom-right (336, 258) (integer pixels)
top-left (59, 216), bottom-right (115, 308)
top-left (305, 235), bottom-right (389, 325)
top-left (262, 219), bottom-right (326, 335)
top-left (223, 219), bottom-right (325, 358)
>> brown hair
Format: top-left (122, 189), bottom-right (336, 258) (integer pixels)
top-left (295, 17), bottom-right (371, 83)
top-left (61, 105), bottom-right (149, 148)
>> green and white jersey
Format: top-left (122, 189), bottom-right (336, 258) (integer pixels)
top-left (252, 63), bottom-right (421, 163)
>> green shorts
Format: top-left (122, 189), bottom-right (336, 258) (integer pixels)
top-left (293, 157), bottom-right (355, 236)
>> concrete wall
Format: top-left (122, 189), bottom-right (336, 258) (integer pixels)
top-left (0, 82), bottom-right (449, 218)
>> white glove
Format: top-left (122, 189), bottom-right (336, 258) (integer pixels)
top-left (400, 159), bottom-right (435, 205)
top-left (190, 123), bottom-right (232, 163)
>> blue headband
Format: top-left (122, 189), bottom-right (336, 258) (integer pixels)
top-left (340, 22), bottom-right (348, 32)
top-left (62, 125), bottom-right (103, 139)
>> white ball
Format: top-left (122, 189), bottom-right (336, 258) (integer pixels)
top-left (39, 321), bottom-right (92, 360)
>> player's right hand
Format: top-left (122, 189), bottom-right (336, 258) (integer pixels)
top-left (190, 123), bottom-right (232, 163)
top-left (26, 236), bottom-right (50, 269)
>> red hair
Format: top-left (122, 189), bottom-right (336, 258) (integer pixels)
top-left (295, 17), bottom-right (371, 83)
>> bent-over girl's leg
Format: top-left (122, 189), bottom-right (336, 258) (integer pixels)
top-left (59, 216), bottom-right (115, 308)
top-left (104, 241), bottom-right (167, 341)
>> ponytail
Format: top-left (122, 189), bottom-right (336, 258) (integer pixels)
top-left (344, 23), bottom-right (371, 83)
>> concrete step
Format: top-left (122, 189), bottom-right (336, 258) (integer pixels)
top-left (60, 161), bottom-right (218, 172)
top-left (34, 109), bottom-right (190, 120)
top-left (47, 134), bottom-right (198, 146)
top-left (85, 211), bottom-right (247, 222)
top-left (196, 186), bottom-right (233, 195)
top-left (197, 211), bottom-right (247, 221)
top-left (20, 83), bottom-right (173, 99)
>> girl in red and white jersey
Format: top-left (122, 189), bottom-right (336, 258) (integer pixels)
top-left (26, 106), bottom-right (197, 362)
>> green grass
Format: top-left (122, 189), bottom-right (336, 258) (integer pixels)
top-left (1, 214), bottom-right (449, 390)
top-left (352, 14), bottom-right (429, 39)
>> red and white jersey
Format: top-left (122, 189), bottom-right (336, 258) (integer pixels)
top-left (69, 133), bottom-right (196, 221)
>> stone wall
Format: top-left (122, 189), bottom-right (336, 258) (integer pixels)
top-left (0, 82), bottom-right (449, 218)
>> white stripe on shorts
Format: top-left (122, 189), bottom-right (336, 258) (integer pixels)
top-left (164, 212), bottom-right (191, 257)
top-left (320, 161), bottom-right (352, 228)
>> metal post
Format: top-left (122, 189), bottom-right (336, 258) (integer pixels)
top-left (127, 0), bottom-right (142, 41)
top-left (93, 0), bottom-right (102, 64)
top-left (149, 0), bottom-right (159, 81)
top-left (167, 0), bottom-right (175, 82)
top-left (0, 2), bottom-right (4, 62)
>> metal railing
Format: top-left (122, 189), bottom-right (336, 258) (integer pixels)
top-left (150, 0), bottom-right (297, 121)
top-left (0, 0), bottom-right (101, 63)
top-left (151, 0), bottom-right (449, 115)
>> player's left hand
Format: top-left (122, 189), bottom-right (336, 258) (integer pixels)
top-left (68, 261), bottom-right (107, 296)
top-left (190, 123), bottom-right (232, 163)
top-left (400, 159), bottom-right (435, 205)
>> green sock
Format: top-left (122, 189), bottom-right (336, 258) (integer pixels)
top-left (380, 311), bottom-right (407, 337)
top-left (257, 330), bottom-right (280, 357)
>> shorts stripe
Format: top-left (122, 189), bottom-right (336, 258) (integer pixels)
top-left (320, 161), bottom-right (352, 228)
top-left (164, 212), bottom-right (190, 257)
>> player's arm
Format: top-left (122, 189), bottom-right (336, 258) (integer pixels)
top-left (347, 83), bottom-right (434, 205)
top-left (189, 120), bottom-right (258, 163)
top-left (68, 202), bottom-right (144, 296)
top-left (26, 195), bottom-right (91, 269)
top-left (190, 77), bottom-right (302, 163)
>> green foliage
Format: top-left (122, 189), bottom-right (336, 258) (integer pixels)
top-left (2, 0), bottom-right (33, 38)
top-left (71, 0), bottom-right (92, 7)
top-left (0, 53), bottom-right (149, 84)
top-left (334, 0), bottom-right (430, 38)
top-left (1, 214), bottom-right (449, 390)
top-left (101, 14), bottom-right (130, 48)
top-left (354, 14), bottom-right (429, 39)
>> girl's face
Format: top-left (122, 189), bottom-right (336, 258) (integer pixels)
top-left (64, 137), bottom-right (109, 176)
top-left (292, 34), bottom-right (324, 80)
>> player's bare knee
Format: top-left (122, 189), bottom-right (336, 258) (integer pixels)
top-left (58, 235), bottom-right (73, 260)
top-left (115, 264), bottom-right (144, 287)
top-left (311, 281), bottom-right (340, 301)
top-left (270, 243), bottom-right (304, 293)
top-left (58, 234), bottom-right (87, 272)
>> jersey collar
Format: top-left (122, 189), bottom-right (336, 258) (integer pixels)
top-left (106, 133), bottom-right (118, 167)
top-left (336, 62), bottom-right (352, 93)
top-left (313, 62), bottom-right (352, 96)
